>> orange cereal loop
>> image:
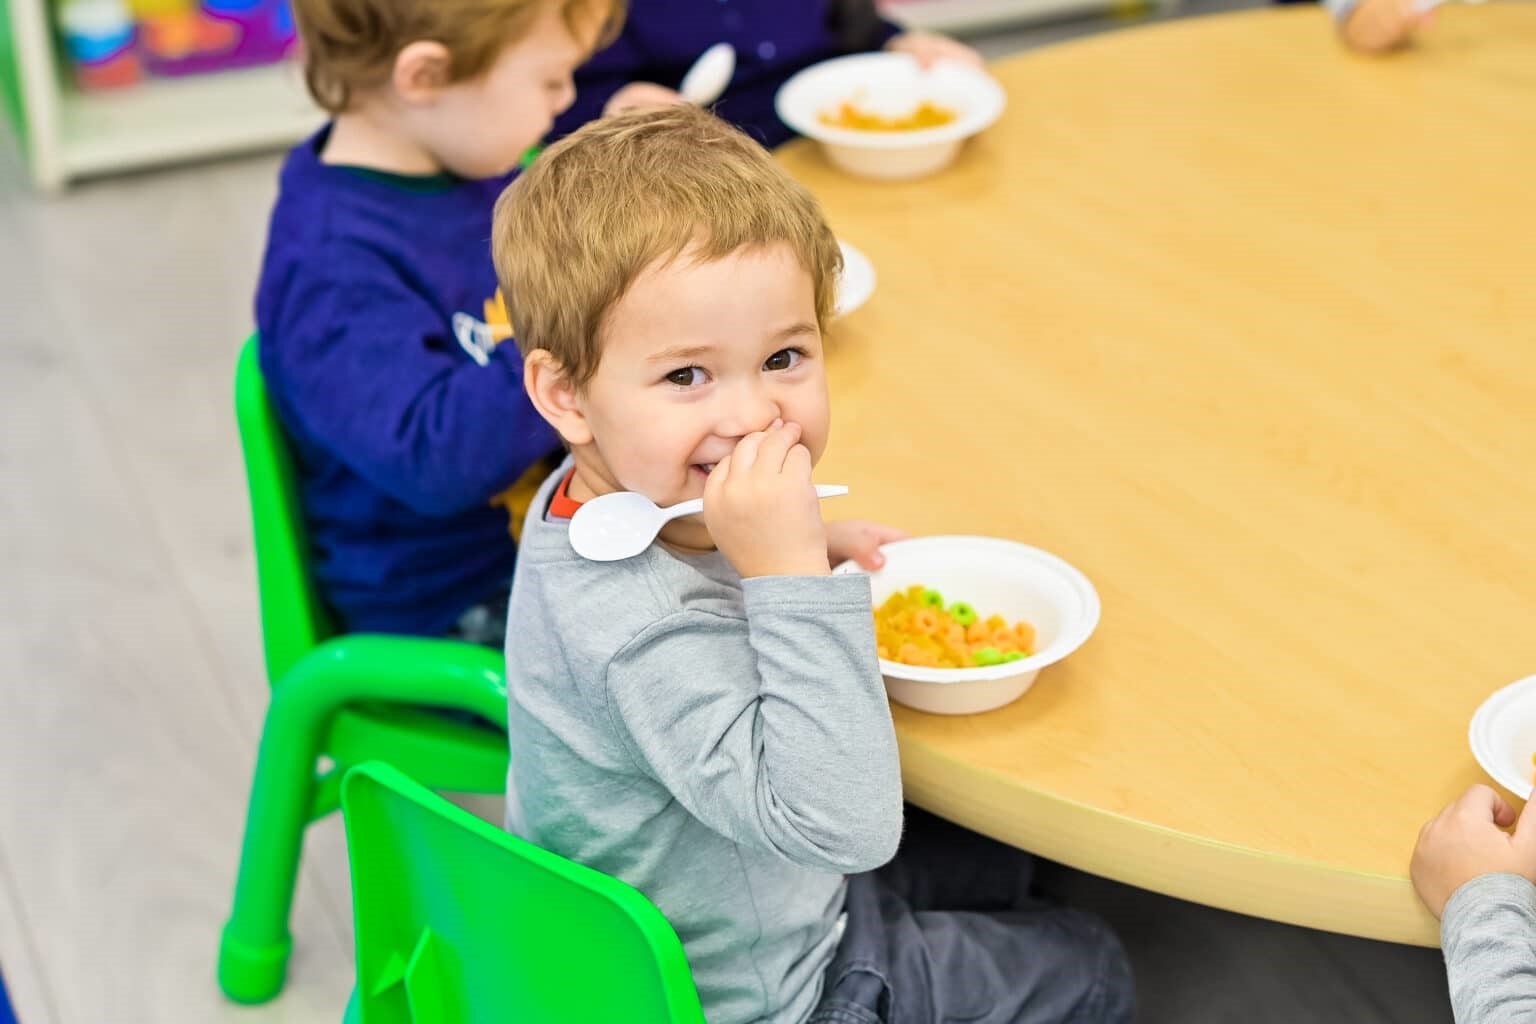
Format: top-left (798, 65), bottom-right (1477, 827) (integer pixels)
top-left (1013, 622), bottom-right (1036, 649)
top-left (945, 623), bottom-right (966, 647)
top-left (914, 609), bottom-right (940, 633)
top-left (985, 615), bottom-right (1008, 634)
top-left (965, 621), bottom-right (990, 643)
top-left (877, 645), bottom-right (891, 660)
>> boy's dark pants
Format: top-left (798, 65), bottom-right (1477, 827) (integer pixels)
top-left (810, 808), bottom-right (1136, 1024)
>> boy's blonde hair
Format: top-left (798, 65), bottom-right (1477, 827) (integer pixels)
top-left (493, 104), bottom-right (843, 389)
top-left (293, 0), bottom-right (623, 113)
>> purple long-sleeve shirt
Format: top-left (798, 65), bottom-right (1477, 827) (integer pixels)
top-left (553, 0), bottom-right (900, 148)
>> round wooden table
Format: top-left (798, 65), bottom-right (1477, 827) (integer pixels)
top-left (780, 4), bottom-right (1536, 946)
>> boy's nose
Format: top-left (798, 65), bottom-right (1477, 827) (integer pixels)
top-left (718, 388), bottom-right (781, 440)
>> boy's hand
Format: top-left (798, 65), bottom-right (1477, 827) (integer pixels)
top-left (1411, 785), bottom-right (1536, 919)
top-left (885, 31), bottom-right (984, 69)
top-left (1341, 0), bottom-right (1431, 53)
top-left (705, 421), bottom-right (831, 579)
top-left (605, 82), bottom-right (687, 116)
top-left (826, 520), bottom-right (908, 572)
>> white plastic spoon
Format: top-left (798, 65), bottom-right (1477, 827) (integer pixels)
top-left (679, 43), bottom-right (736, 106)
top-left (569, 484), bottom-right (849, 562)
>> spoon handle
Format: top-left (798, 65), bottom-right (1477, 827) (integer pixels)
top-left (661, 484), bottom-right (849, 523)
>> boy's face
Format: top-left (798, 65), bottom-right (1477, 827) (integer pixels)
top-left (426, 6), bottom-right (595, 178)
top-left (569, 243), bottom-right (832, 553)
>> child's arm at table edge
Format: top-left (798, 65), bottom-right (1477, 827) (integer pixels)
top-left (1442, 873), bottom-right (1536, 1024)
top-left (603, 572), bottom-right (903, 875)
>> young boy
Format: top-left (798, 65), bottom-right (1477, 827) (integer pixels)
top-left (254, 0), bottom-right (622, 642)
top-left (551, 0), bottom-right (982, 148)
top-left (492, 104), bottom-right (1135, 1024)
top-left (1412, 784), bottom-right (1536, 1022)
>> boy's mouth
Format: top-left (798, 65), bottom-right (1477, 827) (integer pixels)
top-left (691, 463), bottom-right (717, 478)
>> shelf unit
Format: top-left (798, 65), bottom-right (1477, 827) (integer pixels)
top-left (1, 0), bottom-right (321, 190)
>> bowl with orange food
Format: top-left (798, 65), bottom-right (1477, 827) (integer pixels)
top-left (834, 536), bottom-right (1101, 715)
top-left (775, 53), bottom-right (1006, 180)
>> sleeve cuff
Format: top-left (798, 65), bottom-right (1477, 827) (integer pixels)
top-left (1443, 873), bottom-right (1536, 942)
top-left (742, 571), bottom-right (874, 613)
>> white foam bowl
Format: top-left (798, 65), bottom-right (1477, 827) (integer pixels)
top-left (835, 536), bottom-right (1101, 715)
top-left (1469, 675), bottom-right (1536, 800)
top-left (775, 53), bottom-right (1006, 181)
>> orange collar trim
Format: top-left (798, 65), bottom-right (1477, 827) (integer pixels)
top-left (549, 468), bottom-right (583, 520)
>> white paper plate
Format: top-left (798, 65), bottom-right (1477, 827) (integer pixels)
top-left (835, 240), bottom-right (876, 318)
top-left (1469, 675), bottom-right (1536, 799)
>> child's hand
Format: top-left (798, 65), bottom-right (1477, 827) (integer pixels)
top-left (704, 420), bottom-right (831, 579)
top-left (884, 31), bottom-right (984, 69)
top-left (825, 520), bottom-right (908, 572)
top-left (604, 82), bottom-right (688, 116)
top-left (1341, 0), bottom-right (1431, 53)
top-left (1411, 785), bottom-right (1536, 919)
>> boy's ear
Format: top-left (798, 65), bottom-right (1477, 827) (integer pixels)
top-left (523, 350), bottom-right (594, 447)
top-left (392, 41), bottom-right (453, 105)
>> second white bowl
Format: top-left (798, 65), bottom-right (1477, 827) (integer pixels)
top-left (776, 53), bottom-right (1006, 181)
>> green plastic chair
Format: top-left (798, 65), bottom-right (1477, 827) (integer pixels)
top-left (339, 763), bottom-right (706, 1024)
top-left (219, 336), bottom-right (513, 1005)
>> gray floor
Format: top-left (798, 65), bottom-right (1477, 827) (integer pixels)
top-left (0, 6), bottom-right (1455, 1023)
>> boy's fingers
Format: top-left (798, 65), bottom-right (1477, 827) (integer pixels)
top-left (1511, 796), bottom-right (1536, 845)
top-left (848, 532), bottom-right (885, 570)
top-left (752, 422), bottom-right (803, 477)
top-left (1495, 799), bottom-right (1518, 830)
top-left (1454, 784), bottom-right (1511, 825)
top-left (730, 431), bottom-right (768, 474)
top-left (705, 455), bottom-right (732, 497)
top-left (784, 441), bottom-right (813, 483)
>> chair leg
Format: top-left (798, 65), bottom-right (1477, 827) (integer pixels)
top-left (217, 637), bottom-right (508, 1004)
top-left (218, 679), bottom-right (333, 1003)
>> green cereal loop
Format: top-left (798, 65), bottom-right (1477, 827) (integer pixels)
top-left (973, 647), bottom-right (1004, 667)
top-left (920, 589), bottom-right (945, 608)
top-left (1001, 651), bottom-right (1027, 663)
top-left (948, 601), bottom-right (977, 626)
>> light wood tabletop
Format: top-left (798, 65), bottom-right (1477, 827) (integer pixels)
top-left (780, 4), bottom-right (1536, 946)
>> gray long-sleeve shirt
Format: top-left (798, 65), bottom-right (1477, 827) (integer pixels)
top-left (503, 465), bottom-right (904, 1024)
top-left (1442, 873), bottom-right (1536, 1023)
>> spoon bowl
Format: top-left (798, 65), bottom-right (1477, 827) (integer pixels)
top-left (680, 43), bottom-right (736, 106)
top-left (569, 484), bottom-right (849, 562)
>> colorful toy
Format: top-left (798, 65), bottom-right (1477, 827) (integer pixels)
top-left (131, 0), bottom-right (296, 78)
top-left (873, 586), bottom-right (1035, 670)
top-left (57, 0), bottom-right (297, 89)
top-left (58, 0), bottom-right (143, 90)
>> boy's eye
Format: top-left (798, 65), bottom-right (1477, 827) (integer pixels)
top-left (665, 366), bottom-right (706, 388)
top-left (764, 348), bottom-right (804, 372)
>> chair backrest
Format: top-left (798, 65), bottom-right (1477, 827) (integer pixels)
top-left (234, 336), bottom-right (336, 685)
top-left (341, 763), bottom-right (706, 1024)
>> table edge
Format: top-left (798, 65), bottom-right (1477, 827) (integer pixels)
top-left (898, 736), bottom-right (1442, 947)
